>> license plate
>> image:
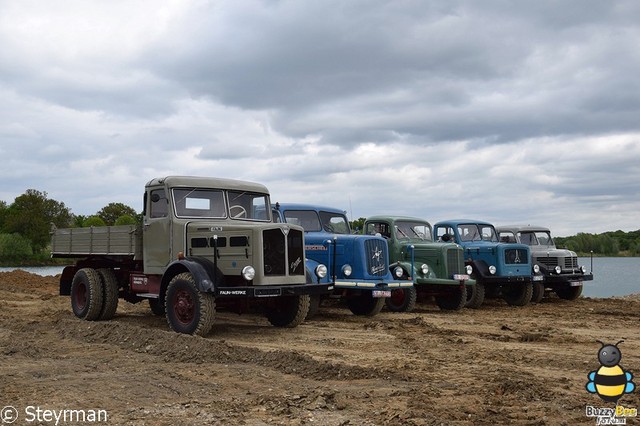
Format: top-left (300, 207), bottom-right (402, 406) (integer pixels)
top-left (453, 274), bottom-right (470, 281)
top-left (570, 281), bottom-right (583, 287)
top-left (372, 290), bottom-right (391, 298)
top-left (533, 275), bottom-right (544, 281)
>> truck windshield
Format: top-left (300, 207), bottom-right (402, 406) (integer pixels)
top-left (519, 231), bottom-right (554, 246)
top-left (395, 221), bottom-right (432, 241)
top-left (458, 224), bottom-right (498, 242)
top-left (283, 210), bottom-right (321, 231)
top-left (227, 191), bottom-right (271, 221)
top-left (173, 188), bottom-right (226, 218)
top-left (318, 211), bottom-right (350, 234)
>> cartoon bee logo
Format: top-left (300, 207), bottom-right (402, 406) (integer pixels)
top-left (586, 340), bottom-right (636, 403)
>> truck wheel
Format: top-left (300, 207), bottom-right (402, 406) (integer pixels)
top-left (466, 282), bottom-right (485, 309)
top-left (148, 298), bottom-right (165, 316)
top-left (347, 292), bottom-right (385, 316)
top-left (556, 285), bottom-right (582, 300)
top-left (266, 295), bottom-right (310, 327)
top-left (97, 268), bottom-right (119, 320)
top-left (502, 282), bottom-right (533, 306)
top-left (531, 281), bottom-right (545, 303)
top-left (165, 272), bottom-right (216, 336)
top-left (435, 285), bottom-right (467, 311)
top-left (71, 268), bottom-right (104, 321)
top-left (385, 287), bottom-right (417, 312)
top-left (306, 295), bottom-right (322, 320)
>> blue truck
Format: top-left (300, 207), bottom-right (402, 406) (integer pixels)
top-left (433, 219), bottom-right (542, 307)
top-left (273, 203), bottom-right (413, 317)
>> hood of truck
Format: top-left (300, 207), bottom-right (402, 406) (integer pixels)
top-left (303, 233), bottom-right (394, 280)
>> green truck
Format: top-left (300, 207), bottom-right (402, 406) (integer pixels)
top-left (363, 216), bottom-right (473, 311)
top-left (51, 176), bottom-right (331, 335)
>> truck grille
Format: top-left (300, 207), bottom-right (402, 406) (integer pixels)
top-left (537, 257), bottom-right (558, 268)
top-left (565, 256), bottom-right (578, 269)
top-left (364, 238), bottom-right (388, 277)
top-left (504, 249), bottom-right (528, 265)
top-left (263, 228), bottom-right (305, 276)
top-left (446, 248), bottom-right (464, 275)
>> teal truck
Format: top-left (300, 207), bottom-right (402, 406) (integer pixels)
top-left (363, 216), bottom-right (473, 311)
top-left (433, 219), bottom-right (542, 308)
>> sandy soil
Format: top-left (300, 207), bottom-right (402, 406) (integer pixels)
top-left (1, 270), bottom-right (639, 425)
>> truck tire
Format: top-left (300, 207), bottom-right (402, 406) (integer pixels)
top-left (385, 287), bottom-right (417, 312)
top-left (165, 272), bottom-right (216, 336)
top-left (466, 282), bottom-right (485, 309)
top-left (502, 282), bottom-right (533, 306)
top-left (306, 295), bottom-right (322, 320)
top-left (97, 268), bottom-right (119, 320)
top-left (266, 295), bottom-right (310, 327)
top-left (435, 285), bottom-right (467, 311)
top-left (148, 298), bottom-right (165, 316)
top-left (347, 292), bottom-right (385, 316)
top-left (556, 285), bottom-right (582, 300)
top-left (531, 281), bottom-right (545, 303)
top-left (71, 268), bottom-right (104, 321)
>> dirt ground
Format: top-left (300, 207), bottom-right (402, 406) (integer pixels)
top-left (1, 270), bottom-right (639, 425)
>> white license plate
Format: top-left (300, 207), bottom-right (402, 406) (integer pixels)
top-left (570, 281), bottom-right (583, 287)
top-left (533, 275), bottom-right (544, 281)
top-left (372, 290), bottom-right (392, 298)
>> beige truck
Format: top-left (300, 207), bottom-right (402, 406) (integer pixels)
top-left (51, 176), bottom-right (331, 335)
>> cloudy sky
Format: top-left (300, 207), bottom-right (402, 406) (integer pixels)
top-left (1, 0), bottom-right (639, 236)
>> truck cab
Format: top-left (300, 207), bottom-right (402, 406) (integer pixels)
top-left (433, 219), bottom-right (542, 307)
top-left (496, 225), bottom-right (593, 301)
top-left (363, 216), bottom-right (473, 311)
top-left (52, 176), bottom-right (331, 335)
top-left (272, 203), bottom-right (413, 317)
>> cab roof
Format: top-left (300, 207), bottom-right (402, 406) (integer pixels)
top-left (274, 203), bottom-right (347, 215)
top-left (146, 176), bottom-right (269, 194)
top-left (496, 224), bottom-right (551, 233)
top-left (434, 219), bottom-right (495, 227)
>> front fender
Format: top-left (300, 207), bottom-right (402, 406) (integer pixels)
top-left (162, 257), bottom-right (219, 295)
top-left (467, 259), bottom-right (490, 279)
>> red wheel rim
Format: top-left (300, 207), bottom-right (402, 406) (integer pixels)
top-left (74, 282), bottom-right (87, 310)
top-left (173, 289), bottom-right (195, 325)
top-left (389, 289), bottom-right (405, 306)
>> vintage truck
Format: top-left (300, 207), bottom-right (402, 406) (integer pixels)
top-left (272, 203), bottom-right (413, 317)
top-left (496, 225), bottom-right (593, 301)
top-left (433, 219), bottom-right (542, 308)
top-left (363, 216), bottom-right (473, 311)
top-left (51, 176), bottom-right (332, 335)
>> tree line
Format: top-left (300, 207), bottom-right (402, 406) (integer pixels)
top-left (0, 189), bottom-right (139, 264)
top-left (0, 189), bottom-right (638, 264)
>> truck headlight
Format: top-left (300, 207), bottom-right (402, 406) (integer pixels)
top-left (420, 264), bottom-right (429, 275)
top-left (489, 265), bottom-right (496, 275)
top-left (580, 265), bottom-right (587, 273)
top-left (533, 264), bottom-right (540, 274)
top-left (465, 265), bottom-right (473, 275)
top-left (394, 266), bottom-right (404, 278)
top-left (242, 266), bottom-right (256, 281)
top-left (342, 264), bottom-right (352, 277)
top-left (554, 266), bottom-right (562, 274)
top-left (315, 264), bottom-right (328, 279)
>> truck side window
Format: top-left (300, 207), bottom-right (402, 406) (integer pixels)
top-left (150, 189), bottom-right (168, 218)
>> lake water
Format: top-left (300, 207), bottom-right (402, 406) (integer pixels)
top-left (1, 257), bottom-right (638, 298)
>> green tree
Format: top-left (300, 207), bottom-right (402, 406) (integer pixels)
top-left (0, 200), bottom-right (7, 230)
top-left (83, 216), bottom-right (106, 227)
top-left (0, 233), bottom-right (33, 260)
top-left (350, 217), bottom-right (366, 234)
top-left (97, 202), bottom-right (138, 226)
top-left (3, 189), bottom-right (72, 252)
top-left (114, 214), bottom-right (137, 225)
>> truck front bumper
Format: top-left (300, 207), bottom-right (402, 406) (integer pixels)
top-left (479, 275), bottom-right (532, 285)
top-left (545, 272), bottom-right (593, 287)
top-left (215, 283), bottom-right (333, 298)
top-left (332, 280), bottom-right (413, 292)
